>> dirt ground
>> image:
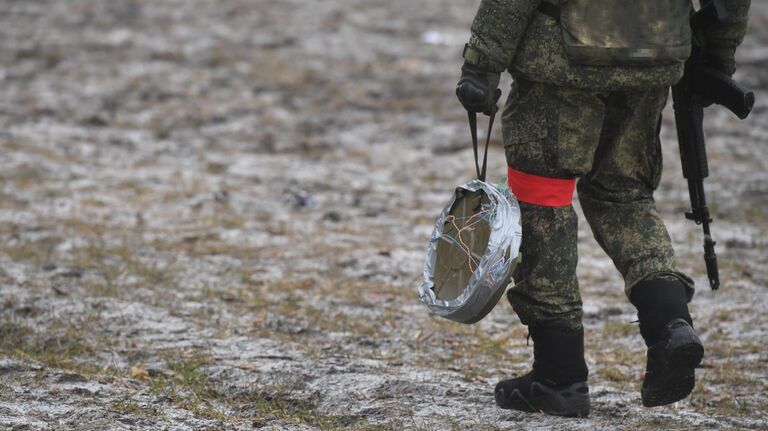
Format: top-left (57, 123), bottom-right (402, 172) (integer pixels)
top-left (1, 1), bottom-right (767, 430)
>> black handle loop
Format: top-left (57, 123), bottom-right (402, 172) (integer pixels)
top-left (468, 109), bottom-right (496, 182)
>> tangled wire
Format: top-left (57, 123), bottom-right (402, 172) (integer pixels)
top-left (420, 180), bottom-right (522, 323)
top-left (442, 207), bottom-right (509, 282)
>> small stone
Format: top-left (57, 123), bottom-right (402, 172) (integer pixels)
top-left (323, 211), bottom-right (342, 222)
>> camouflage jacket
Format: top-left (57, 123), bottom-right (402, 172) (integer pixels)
top-left (467, 0), bottom-right (751, 90)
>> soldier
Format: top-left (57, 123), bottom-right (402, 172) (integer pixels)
top-left (455, 0), bottom-right (750, 417)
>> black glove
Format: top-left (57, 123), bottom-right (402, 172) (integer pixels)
top-left (692, 26), bottom-right (738, 77)
top-left (456, 61), bottom-right (501, 116)
top-left (705, 45), bottom-right (737, 76)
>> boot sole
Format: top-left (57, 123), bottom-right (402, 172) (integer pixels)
top-left (641, 368), bottom-right (695, 407)
top-left (642, 340), bottom-right (704, 407)
top-left (669, 341), bottom-right (704, 369)
top-left (496, 381), bottom-right (590, 417)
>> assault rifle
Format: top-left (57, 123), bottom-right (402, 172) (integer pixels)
top-left (671, 1), bottom-right (754, 290)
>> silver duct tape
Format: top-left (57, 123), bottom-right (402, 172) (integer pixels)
top-left (419, 179), bottom-right (522, 324)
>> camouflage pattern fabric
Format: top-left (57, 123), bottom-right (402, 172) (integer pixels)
top-left (467, 0), bottom-right (750, 90)
top-left (509, 9), bottom-right (685, 90)
top-left (559, 0), bottom-right (692, 66)
top-left (503, 79), bottom-right (694, 332)
top-left (467, 0), bottom-right (541, 72)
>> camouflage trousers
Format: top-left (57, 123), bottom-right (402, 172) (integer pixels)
top-left (502, 78), bottom-right (694, 332)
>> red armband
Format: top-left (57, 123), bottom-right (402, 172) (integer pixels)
top-left (507, 166), bottom-right (576, 207)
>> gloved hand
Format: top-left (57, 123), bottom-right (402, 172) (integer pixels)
top-left (705, 45), bottom-right (737, 76)
top-left (456, 61), bottom-right (502, 116)
top-left (693, 25), bottom-right (739, 77)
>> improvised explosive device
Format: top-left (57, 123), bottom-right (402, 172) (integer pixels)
top-left (419, 111), bottom-right (522, 323)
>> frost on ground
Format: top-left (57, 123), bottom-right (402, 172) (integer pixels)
top-left (0, 0), bottom-right (766, 430)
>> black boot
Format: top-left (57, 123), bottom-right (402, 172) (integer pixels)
top-left (494, 326), bottom-right (590, 417)
top-left (630, 279), bottom-right (704, 407)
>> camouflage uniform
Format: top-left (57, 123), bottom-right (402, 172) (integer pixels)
top-left (465, 0), bottom-right (751, 332)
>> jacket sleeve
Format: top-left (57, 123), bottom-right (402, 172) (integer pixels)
top-left (701, 0), bottom-right (751, 73)
top-left (466, 0), bottom-right (542, 72)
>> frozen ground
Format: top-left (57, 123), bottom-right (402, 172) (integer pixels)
top-left (0, 0), bottom-right (766, 430)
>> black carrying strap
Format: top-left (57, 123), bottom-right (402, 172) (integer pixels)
top-left (468, 110), bottom-right (495, 182)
